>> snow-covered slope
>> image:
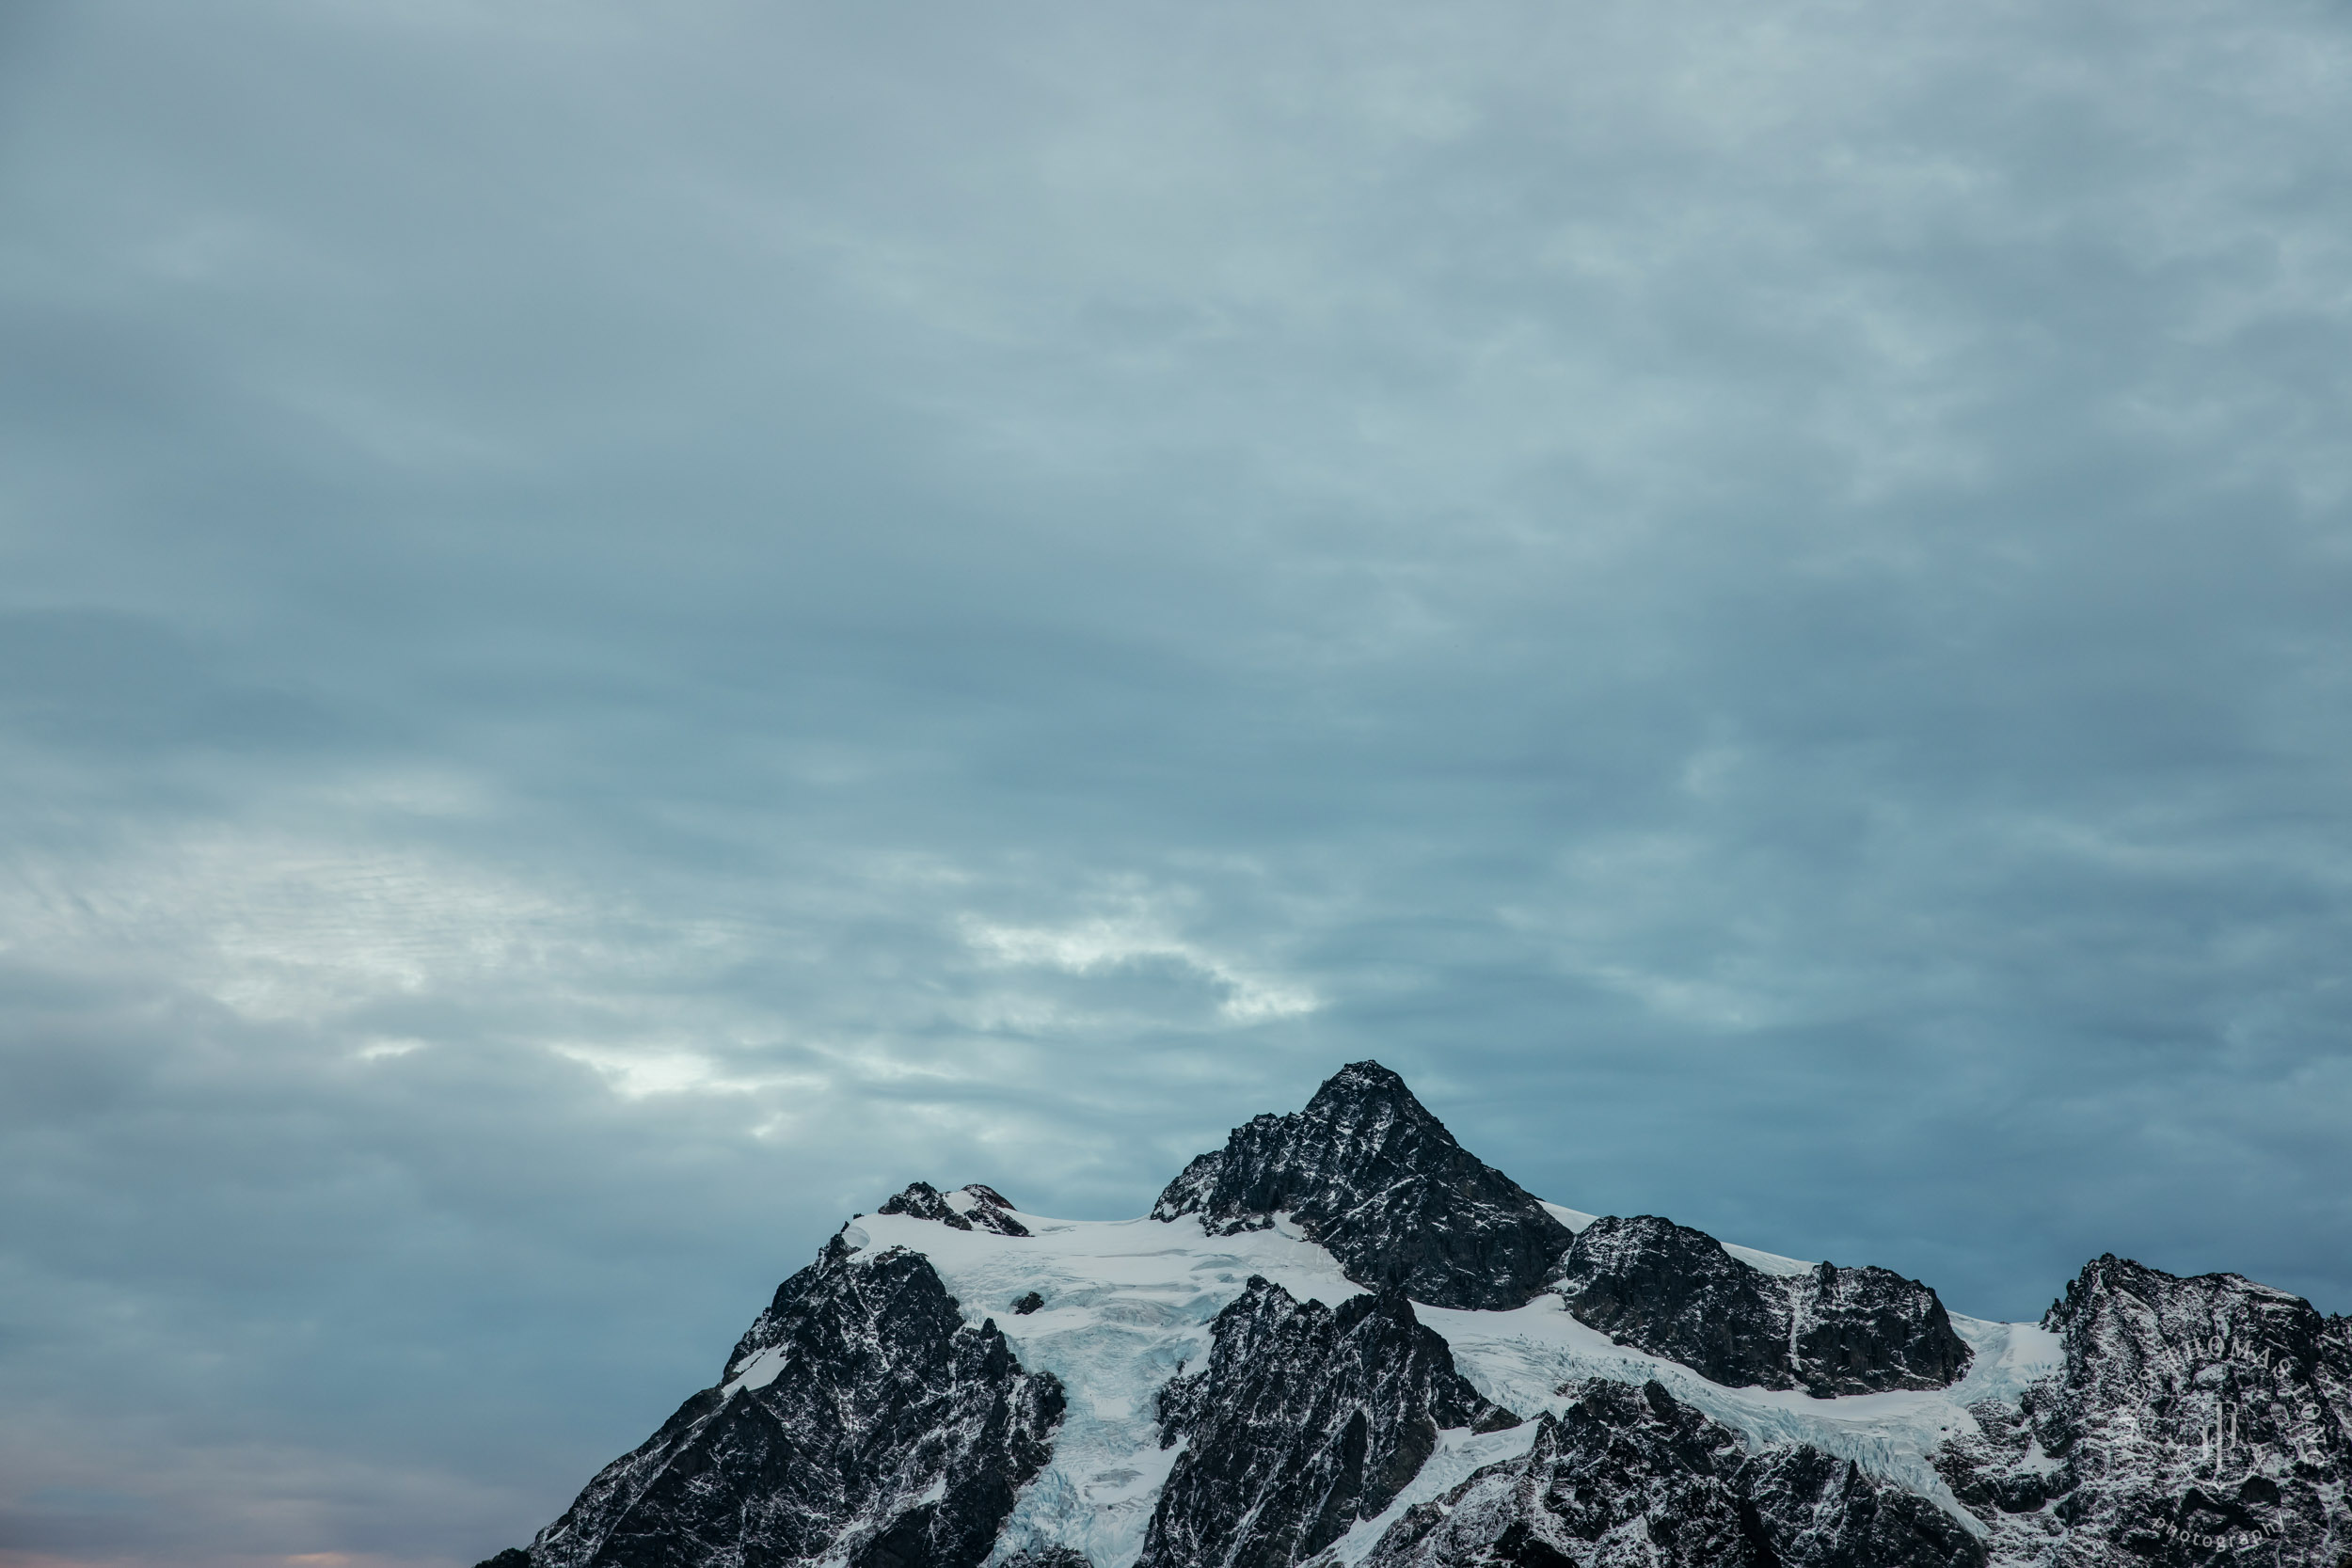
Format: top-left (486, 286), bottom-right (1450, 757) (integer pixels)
top-left (480, 1063), bottom-right (2352, 1568)
top-left (844, 1207), bottom-right (1360, 1568)
top-left (827, 1198), bottom-right (2048, 1565)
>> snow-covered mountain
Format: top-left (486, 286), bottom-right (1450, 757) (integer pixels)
top-left (476, 1062), bottom-right (2352, 1568)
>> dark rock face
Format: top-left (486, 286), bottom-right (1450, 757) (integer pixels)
top-left (1743, 1447), bottom-right (1987, 1567)
top-left (1138, 1276), bottom-right (1512, 1568)
top-left (875, 1180), bottom-right (1031, 1237)
top-left (520, 1234), bottom-right (1063, 1568)
top-left (1364, 1379), bottom-right (1986, 1568)
top-left (1935, 1254), bottom-right (2352, 1566)
top-left (1365, 1382), bottom-right (1761, 1568)
top-left (1549, 1215), bottom-right (1794, 1390)
top-left (1549, 1215), bottom-right (1970, 1397)
top-left (1792, 1259), bottom-right (1973, 1397)
top-left (1150, 1061), bottom-right (1575, 1310)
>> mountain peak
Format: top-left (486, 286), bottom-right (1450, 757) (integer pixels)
top-left (479, 1070), bottom-right (2352, 1568)
top-left (1152, 1062), bottom-right (1571, 1309)
top-left (1305, 1058), bottom-right (1417, 1110)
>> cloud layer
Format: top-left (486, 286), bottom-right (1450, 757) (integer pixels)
top-left (4, 1), bottom-right (2350, 1563)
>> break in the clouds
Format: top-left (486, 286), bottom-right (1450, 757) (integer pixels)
top-left (4, 1), bottom-right (2351, 1564)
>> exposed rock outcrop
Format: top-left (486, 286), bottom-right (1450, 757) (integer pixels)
top-left (1549, 1214), bottom-right (1971, 1397)
top-left (876, 1180), bottom-right (1032, 1236)
top-left (1744, 1445), bottom-right (1988, 1567)
top-left (1935, 1254), bottom-right (2352, 1566)
top-left (1548, 1214), bottom-right (1795, 1390)
top-left (1363, 1378), bottom-right (1984, 1568)
top-left (516, 1234), bottom-right (1063, 1568)
top-left (1151, 1061), bottom-right (1575, 1310)
top-left (1793, 1257), bottom-right (1974, 1397)
top-left (997, 1551), bottom-right (1094, 1568)
top-left (1138, 1275), bottom-right (1514, 1568)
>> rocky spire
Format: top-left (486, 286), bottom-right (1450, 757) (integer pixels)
top-left (1151, 1060), bottom-right (1575, 1309)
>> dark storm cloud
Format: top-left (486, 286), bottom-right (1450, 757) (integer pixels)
top-left (4, 1), bottom-right (2351, 1563)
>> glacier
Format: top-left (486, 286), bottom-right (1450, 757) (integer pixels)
top-left (832, 1199), bottom-right (2058, 1566)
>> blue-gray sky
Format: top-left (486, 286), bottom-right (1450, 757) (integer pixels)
top-left (4, 2), bottom-right (2350, 1565)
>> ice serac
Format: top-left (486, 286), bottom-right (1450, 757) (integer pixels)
top-left (1138, 1275), bottom-right (1515, 1568)
top-left (1363, 1379), bottom-right (1985, 1568)
top-left (1935, 1253), bottom-right (2352, 1566)
top-left (516, 1233), bottom-right (1064, 1568)
top-left (1549, 1214), bottom-right (1971, 1397)
top-left (1149, 1060), bottom-right (1574, 1310)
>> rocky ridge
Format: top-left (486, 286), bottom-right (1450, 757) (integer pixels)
top-left (880, 1180), bottom-right (1034, 1237)
top-left (1139, 1276), bottom-right (1517, 1568)
top-left (1935, 1254), bottom-right (2352, 1565)
top-left (523, 1234), bottom-right (1063, 1568)
top-left (1550, 1213), bottom-right (1972, 1397)
top-left (1361, 1377), bottom-right (1986, 1568)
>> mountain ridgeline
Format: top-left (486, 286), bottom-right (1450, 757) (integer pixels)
top-left (477, 1062), bottom-right (2352, 1568)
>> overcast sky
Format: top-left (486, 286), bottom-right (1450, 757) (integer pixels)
top-left (4, 2), bottom-right (2350, 1565)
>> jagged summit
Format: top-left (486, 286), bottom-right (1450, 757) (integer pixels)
top-left (1933, 1251), bottom-right (2352, 1564)
top-left (1150, 1059), bottom-right (1574, 1310)
top-left (1309, 1058), bottom-right (1419, 1113)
